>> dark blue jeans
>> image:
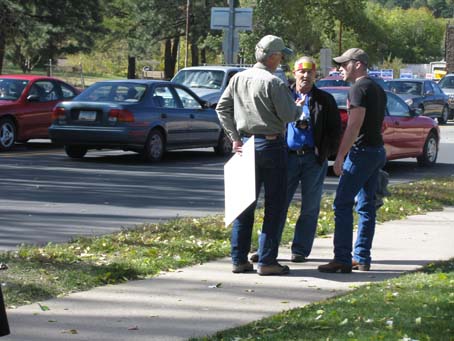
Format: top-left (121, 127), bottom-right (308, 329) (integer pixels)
top-left (333, 146), bottom-right (386, 265)
top-left (282, 152), bottom-right (328, 257)
top-left (231, 136), bottom-right (288, 266)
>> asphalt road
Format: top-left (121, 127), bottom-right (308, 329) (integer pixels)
top-left (1, 123), bottom-right (454, 250)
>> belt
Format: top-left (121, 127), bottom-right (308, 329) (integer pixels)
top-left (289, 147), bottom-right (314, 155)
top-left (240, 133), bottom-right (282, 140)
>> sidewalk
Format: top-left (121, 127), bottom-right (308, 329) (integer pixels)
top-left (3, 207), bottom-right (454, 341)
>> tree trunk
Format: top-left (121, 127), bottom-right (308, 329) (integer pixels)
top-left (170, 37), bottom-right (179, 78)
top-left (127, 55), bottom-right (136, 79)
top-left (164, 37), bottom-right (179, 80)
top-left (191, 43), bottom-right (198, 66)
top-left (0, 32), bottom-right (5, 74)
top-left (201, 47), bottom-right (206, 65)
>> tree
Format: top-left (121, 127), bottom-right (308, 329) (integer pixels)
top-left (1, 0), bottom-right (104, 74)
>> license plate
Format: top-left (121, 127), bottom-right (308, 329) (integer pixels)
top-left (78, 111), bottom-right (97, 121)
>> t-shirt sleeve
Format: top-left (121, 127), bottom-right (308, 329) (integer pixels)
top-left (348, 82), bottom-right (367, 108)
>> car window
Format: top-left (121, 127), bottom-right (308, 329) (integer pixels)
top-left (438, 76), bottom-right (454, 89)
top-left (432, 82), bottom-right (443, 95)
top-left (424, 81), bottom-right (433, 94)
top-left (387, 93), bottom-right (410, 117)
top-left (30, 81), bottom-right (59, 102)
top-left (174, 87), bottom-right (202, 109)
top-left (60, 82), bottom-right (77, 99)
top-left (327, 90), bottom-right (348, 108)
top-left (172, 70), bottom-right (225, 90)
top-left (152, 86), bottom-right (178, 108)
top-left (0, 79), bottom-right (28, 100)
top-left (389, 81), bottom-right (421, 95)
top-left (76, 83), bottom-right (146, 102)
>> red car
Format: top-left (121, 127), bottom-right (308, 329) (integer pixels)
top-left (323, 87), bottom-right (440, 166)
top-left (0, 75), bottom-right (79, 150)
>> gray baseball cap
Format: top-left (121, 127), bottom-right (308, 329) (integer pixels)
top-left (333, 48), bottom-right (368, 65)
top-left (256, 35), bottom-right (293, 56)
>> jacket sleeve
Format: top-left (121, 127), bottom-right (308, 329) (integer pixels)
top-left (270, 80), bottom-right (301, 123)
top-left (215, 83), bottom-right (240, 142)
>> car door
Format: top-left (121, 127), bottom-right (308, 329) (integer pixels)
top-left (431, 81), bottom-right (448, 116)
top-left (386, 92), bottom-right (425, 158)
top-left (423, 81), bottom-right (439, 117)
top-left (17, 80), bottom-right (63, 140)
top-left (151, 85), bottom-right (191, 147)
top-left (172, 85), bottom-right (219, 145)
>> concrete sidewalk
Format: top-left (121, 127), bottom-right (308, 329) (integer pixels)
top-left (3, 207), bottom-right (454, 341)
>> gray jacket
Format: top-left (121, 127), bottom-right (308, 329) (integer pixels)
top-left (216, 62), bottom-right (300, 141)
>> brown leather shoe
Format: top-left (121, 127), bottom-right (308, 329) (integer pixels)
top-left (232, 261), bottom-right (254, 273)
top-left (257, 263), bottom-right (290, 276)
top-left (352, 260), bottom-right (371, 271)
top-left (249, 252), bottom-right (259, 263)
top-left (318, 261), bottom-right (352, 273)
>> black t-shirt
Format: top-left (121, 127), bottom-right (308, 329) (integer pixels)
top-left (348, 77), bottom-right (386, 147)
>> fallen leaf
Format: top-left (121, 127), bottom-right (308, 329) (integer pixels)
top-left (415, 317), bottom-right (422, 325)
top-left (208, 283), bottom-right (222, 288)
top-left (128, 326), bottom-right (139, 330)
top-left (48, 320), bottom-right (57, 323)
top-left (339, 318), bottom-right (348, 326)
top-left (62, 329), bottom-right (78, 334)
top-left (38, 303), bottom-right (50, 311)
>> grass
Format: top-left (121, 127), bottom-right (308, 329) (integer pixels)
top-left (195, 258), bottom-right (454, 340)
top-left (1, 176), bottom-right (454, 310)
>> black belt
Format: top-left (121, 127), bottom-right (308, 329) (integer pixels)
top-left (289, 147), bottom-right (314, 155)
top-left (240, 133), bottom-right (282, 140)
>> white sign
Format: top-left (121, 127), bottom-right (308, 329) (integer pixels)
top-left (211, 7), bottom-right (253, 31)
top-left (381, 69), bottom-right (394, 80)
top-left (223, 136), bottom-right (256, 226)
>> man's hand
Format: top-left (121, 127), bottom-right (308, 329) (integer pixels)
top-left (295, 93), bottom-right (306, 107)
top-left (333, 156), bottom-right (344, 176)
top-left (233, 140), bottom-right (243, 155)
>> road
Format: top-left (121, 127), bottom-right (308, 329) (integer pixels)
top-left (1, 123), bottom-right (454, 250)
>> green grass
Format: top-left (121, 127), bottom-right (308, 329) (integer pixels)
top-left (195, 258), bottom-right (454, 341)
top-left (1, 176), bottom-right (454, 310)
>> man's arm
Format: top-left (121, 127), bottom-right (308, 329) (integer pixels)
top-left (216, 85), bottom-right (243, 153)
top-left (271, 81), bottom-right (301, 123)
top-left (333, 106), bottom-right (365, 176)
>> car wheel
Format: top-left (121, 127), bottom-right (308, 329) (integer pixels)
top-left (0, 118), bottom-right (16, 151)
top-left (65, 145), bottom-right (87, 158)
top-left (438, 106), bottom-right (449, 125)
top-left (144, 129), bottom-right (165, 162)
top-left (417, 132), bottom-right (438, 167)
top-left (214, 131), bottom-right (232, 156)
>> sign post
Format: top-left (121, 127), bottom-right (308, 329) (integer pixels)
top-left (211, 5), bottom-right (252, 64)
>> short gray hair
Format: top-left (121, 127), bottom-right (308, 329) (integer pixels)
top-left (255, 47), bottom-right (276, 63)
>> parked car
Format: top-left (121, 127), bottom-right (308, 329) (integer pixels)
top-left (369, 76), bottom-right (390, 90)
top-left (171, 65), bottom-right (289, 106)
top-left (322, 87), bottom-right (440, 166)
top-left (0, 75), bottom-right (79, 150)
top-left (48, 80), bottom-right (232, 162)
top-left (171, 66), bottom-right (245, 106)
top-left (436, 73), bottom-right (454, 117)
top-left (315, 76), bottom-right (350, 88)
top-left (387, 79), bottom-right (450, 124)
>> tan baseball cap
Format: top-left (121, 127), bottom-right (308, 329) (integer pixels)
top-left (256, 35), bottom-right (293, 56)
top-left (333, 48), bottom-right (368, 65)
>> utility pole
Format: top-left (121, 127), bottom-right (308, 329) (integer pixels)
top-left (185, 0), bottom-right (190, 67)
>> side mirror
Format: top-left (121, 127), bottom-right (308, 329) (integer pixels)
top-left (202, 100), bottom-right (213, 109)
top-left (27, 94), bottom-right (40, 102)
top-left (425, 90), bottom-right (434, 96)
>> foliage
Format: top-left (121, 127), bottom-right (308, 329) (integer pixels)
top-left (1, 177), bottom-right (454, 308)
top-left (1, 0), bottom-right (104, 73)
top-left (198, 258), bottom-right (454, 340)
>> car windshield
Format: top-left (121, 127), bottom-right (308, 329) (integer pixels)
top-left (172, 70), bottom-right (224, 90)
top-left (438, 76), bottom-right (454, 89)
top-left (0, 79), bottom-right (28, 100)
top-left (370, 77), bottom-right (390, 90)
top-left (76, 83), bottom-right (147, 102)
top-left (388, 81), bottom-right (422, 96)
top-left (324, 89), bottom-right (348, 108)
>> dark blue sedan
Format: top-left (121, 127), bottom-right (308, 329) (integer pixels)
top-left (48, 80), bottom-right (232, 161)
top-left (387, 79), bottom-right (449, 124)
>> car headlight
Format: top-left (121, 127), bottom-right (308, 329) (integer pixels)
top-left (405, 98), bottom-right (413, 106)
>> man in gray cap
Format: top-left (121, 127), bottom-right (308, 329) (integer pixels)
top-left (216, 34), bottom-right (302, 276)
top-left (318, 48), bottom-right (387, 273)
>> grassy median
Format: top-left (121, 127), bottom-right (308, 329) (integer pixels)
top-left (1, 176), bottom-right (454, 311)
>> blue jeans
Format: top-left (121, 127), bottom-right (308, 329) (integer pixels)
top-left (277, 152), bottom-right (327, 257)
top-left (231, 136), bottom-right (288, 266)
top-left (333, 146), bottom-right (386, 265)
